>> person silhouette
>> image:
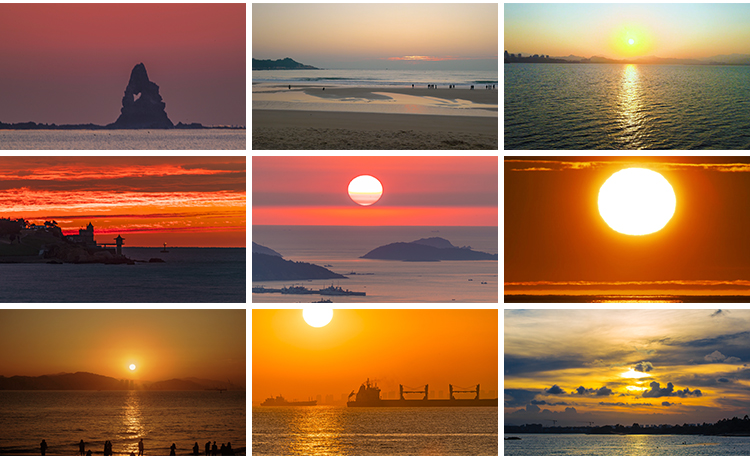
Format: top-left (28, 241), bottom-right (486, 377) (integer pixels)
top-left (226, 442), bottom-right (233, 456)
top-left (86, 450), bottom-right (92, 456)
top-left (211, 441), bottom-right (217, 456)
top-left (40, 439), bottom-right (48, 456)
top-left (205, 440), bottom-right (210, 456)
top-left (220, 444), bottom-right (226, 455)
top-left (170, 443), bottom-right (176, 456)
top-left (79, 440), bottom-right (85, 456)
top-left (138, 438), bottom-right (144, 456)
top-left (193, 442), bottom-right (199, 455)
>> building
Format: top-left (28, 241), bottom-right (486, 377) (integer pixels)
top-left (66, 222), bottom-right (97, 247)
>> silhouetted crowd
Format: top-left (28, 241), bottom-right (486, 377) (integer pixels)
top-left (41, 438), bottom-right (238, 455)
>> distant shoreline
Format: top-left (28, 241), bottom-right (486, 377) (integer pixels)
top-left (0, 123), bottom-right (245, 130)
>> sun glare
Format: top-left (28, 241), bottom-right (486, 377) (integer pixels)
top-left (628, 38), bottom-right (635, 45)
top-left (348, 175), bottom-right (383, 206)
top-left (129, 364), bottom-right (136, 371)
top-left (598, 168), bottom-right (676, 236)
top-left (302, 308), bottom-right (334, 328)
top-left (621, 369), bottom-right (650, 379)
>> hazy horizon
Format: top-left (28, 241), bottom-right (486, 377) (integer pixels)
top-left (505, 4), bottom-right (750, 60)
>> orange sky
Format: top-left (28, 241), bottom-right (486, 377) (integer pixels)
top-left (0, 310), bottom-right (245, 383)
top-left (252, 156), bottom-right (497, 226)
top-left (252, 309), bottom-right (498, 404)
top-left (0, 157), bottom-right (245, 247)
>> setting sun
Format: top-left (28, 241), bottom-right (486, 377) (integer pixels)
top-left (598, 168), bottom-right (676, 236)
top-left (628, 38), bottom-right (635, 45)
top-left (302, 308), bottom-right (334, 328)
top-left (129, 364), bottom-right (136, 371)
top-left (347, 175), bottom-right (383, 206)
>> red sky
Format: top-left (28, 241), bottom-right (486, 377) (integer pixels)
top-left (252, 156), bottom-right (498, 226)
top-left (0, 156), bottom-right (246, 247)
top-left (0, 4), bottom-right (245, 126)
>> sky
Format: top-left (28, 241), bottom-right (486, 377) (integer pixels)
top-left (0, 309), bottom-right (245, 384)
top-left (252, 309), bottom-right (498, 404)
top-left (505, 309), bottom-right (750, 427)
top-left (253, 156), bottom-right (497, 226)
top-left (505, 3), bottom-right (750, 59)
top-left (0, 156), bottom-right (246, 247)
top-left (0, 4), bottom-right (245, 126)
top-left (253, 3), bottom-right (498, 70)
top-left (505, 156), bottom-right (750, 296)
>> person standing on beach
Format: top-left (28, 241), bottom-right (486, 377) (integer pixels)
top-left (170, 443), bottom-right (177, 456)
top-left (205, 440), bottom-right (210, 455)
top-left (193, 442), bottom-right (200, 455)
top-left (138, 438), bottom-right (144, 456)
top-left (79, 440), bottom-right (85, 455)
top-left (40, 439), bottom-right (48, 456)
top-left (211, 441), bottom-right (218, 456)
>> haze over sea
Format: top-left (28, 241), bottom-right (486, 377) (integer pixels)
top-left (253, 406), bottom-right (497, 456)
top-left (0, 130), bottom-right (246, 150)
top-left (504, 433), bottom-right (750, 456)
top-left (0, 391), bottom-right (245, 456)
top-left (0, 248), bottom-right (245, 302)
top-left (505, 64), bottom-right (750, 149)
top-left (252, 226), bottom-right (498, 303)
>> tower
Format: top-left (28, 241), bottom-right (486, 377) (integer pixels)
top-left (115, 235), bottom-right (124, 256)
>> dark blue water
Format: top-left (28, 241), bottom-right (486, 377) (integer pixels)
top-left (505, 64), bottom-right (750, 149)
top-left (0, 248), bottom-right (245, 302)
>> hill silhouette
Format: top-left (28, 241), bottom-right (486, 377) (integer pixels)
top-left (253, 57), bottom-right (318, 70)
top-left (252, 241), bottom-right (282, 257)
top-left (361, 237), bottom-right (497, 261)
top-left (252, 252), bottom-right (346, 281)
top-left (0, 372), bottom-right (244, 390)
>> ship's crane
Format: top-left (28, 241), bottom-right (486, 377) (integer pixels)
top-left (548, 419), bottom-right (557, 426)
top-left (399, 384), bottom-right (429, 400)
top-left (449, 384), bottom-right (481, 400)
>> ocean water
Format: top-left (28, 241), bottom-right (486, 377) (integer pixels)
top-left (0, 390), bottom-right (245, 456)
top-left (504, 64), bottom-right (750, 149)
top-left (0, 129), bottom-right (246, 150)
top-left (504, 433), bottom-right (750, 456)
top-left (252, 69), bottom-right (498, 88)
top-left (253, 406), bottom-right (498, 455)
top-left (0, 248), bottom-right (245, 303)
top-left (252, 226), bottom-right (498, 303)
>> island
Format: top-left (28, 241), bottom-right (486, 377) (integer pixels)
top-left (252, 252), bottom-right (346, 281)
top-left (252, 241), bottom-right (283, 257)
top-left (0, 371), bottom-right (243, 391)
top-left (252, 57), bottom-right (319, 70)
top-left (360, 237), bottom-right (498, 261)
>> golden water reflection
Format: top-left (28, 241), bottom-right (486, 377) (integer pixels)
top-left (121, 391), bottom-right (146, 455)
top-left (617, 64), bottom-right (644, 147)
top-left (288, 407), bottom-right (344, 455)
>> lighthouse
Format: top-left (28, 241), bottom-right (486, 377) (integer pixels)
top-left (115, 235), bottom-right (124, 256)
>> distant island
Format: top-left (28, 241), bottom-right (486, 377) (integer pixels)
top-left (0, 63), bottom-right (244, 130)
top-left (504, 50), bottom-right (750, 65)
top-left (252, 57), bottom-right (319, 70)
top-left (252, 242), bottom-right (346, 281)
top-left (0, 371), bottom-right (244, 391)
top-left (506, 415), bottom-right (750, 436)
top-left (361, 237), bottom-right (498, 261)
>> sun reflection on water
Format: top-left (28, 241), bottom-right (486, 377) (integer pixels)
top-left (121, 391), bottom-right (146, 455)
top-left (288, 407), bottom-right (344, 456)
top-left (617, 64), bottom-right (645, 147)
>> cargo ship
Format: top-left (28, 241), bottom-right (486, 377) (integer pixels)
top-left (346, 379), bottom-right (498, 407)
top-left (260, 395), bottom-right (317, 407)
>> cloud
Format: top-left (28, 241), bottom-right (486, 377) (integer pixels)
top-left (600, 402), bottom-right (653, 406)
top-left (565, 407), bottom-right (577, 413)
top-left (505, 159), bottom-right (750, 173)
top-left (711, 309), bottom-right (724, 317)
top-left (545, 384), bottom-right (565, 395)
top-left (705, 351), bottom-right (727, 362)
top-left (530, 400), bottom-right (570, 406)
top-left (642, 381), bottom-right (702, 398)
top-left (525, 403), bottom-right (541, 413)
top-left (718, 378), bottom-right (730, 383)
top-left (662, 401), bottom-right (676, 406)
top-left (725, 356), bottom-right (742, 363)
top-left (572, 385), bottom-right (614, 396)
top-left (504, 389), bottom-right (540, 407)
top-left (634, 361), bottom-right (654, 372)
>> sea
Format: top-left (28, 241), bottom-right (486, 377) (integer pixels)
top-left (0, 390), bottom-right (245, 456)
top-left (504, 433), bottom-right (750, 456)
top-left (251, 226), bottom-right (498, 303)
top-left (504, 294), bottom-right (750, 303)
top-left (504, 64), bottom-right (750, 149)
top-left (0, 129), bottom-right (246, 150)
top-left (252, 406), bottom-right (498, 455)
top-left (252, 69), bottom-right (498, 88)
top-left (0, 248), bottom-right (246, 303)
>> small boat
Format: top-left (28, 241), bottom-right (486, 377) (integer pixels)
top-left (260, 395), bottom-right (317, 407)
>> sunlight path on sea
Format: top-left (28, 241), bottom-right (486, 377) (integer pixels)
top-left (121, 391), bottom-right (146, 455)
top-left (617, 64), bottom-right (645, 148)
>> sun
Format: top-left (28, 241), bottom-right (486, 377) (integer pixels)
top-left (302, 308), bottom-right (333, 327)
top-left (628, 38), bottom-right (635, 45)
top-left (598, 168), bottom-right (676, 236)
top-left (129, 364), bottom-right (136, 371)
top-left (348, 175), bottom-right (383, 206)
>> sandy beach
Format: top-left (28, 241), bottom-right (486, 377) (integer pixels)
top-left (253, 110), bottom-right (497, 150)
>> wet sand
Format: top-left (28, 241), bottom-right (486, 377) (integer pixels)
top-left (252, 110), bottom-right (498, 150)
top-left (298, 86), bottom-right (498, 106)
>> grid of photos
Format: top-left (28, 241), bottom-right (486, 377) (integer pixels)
top-left (251, 2), bottom-right (499, 456)
top-left (0, 3), bottom-right (247, 456)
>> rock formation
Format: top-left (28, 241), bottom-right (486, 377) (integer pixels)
top-left (109, 63), bottom-right (174, 129)
top-left (360, 237), bottom-right (498, 261)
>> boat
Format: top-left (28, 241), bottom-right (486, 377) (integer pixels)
top-left (346, 378), bottom-right (498, 407)
top-left (260, 395), bottom-right (317, 407)
top-left (313, 298), bottom-right (333, 303)
top-left (281, 285), bottom-right (313, 294)
top-left (319, 284), bottom-right (366, 296)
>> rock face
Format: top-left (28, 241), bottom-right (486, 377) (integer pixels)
top-left (109, 63), bottom-right (174, 129)
top-left (361, 238), bottom-right (497, 261)
top-left (252, 252), bottom-right (346, 281)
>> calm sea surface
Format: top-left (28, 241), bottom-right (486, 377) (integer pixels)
top-left (504, 433), bottom-right (750, 456)
top-left (0, 391), bottom-right (245, 456)
top-left (0, 248), bottom-right (245, 303)
top-left (252, 226), bottom-right (498, 303)
top-left (505, 64), bottom-right (750, 149)
top-left (253, 406), bottom-right (498, 455)
top-left (0, 129), bottom-right (246, 150)
top-left (252, 69), bottom-right (498, 88)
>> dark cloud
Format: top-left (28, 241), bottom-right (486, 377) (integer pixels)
top-left (504, 356), bottom-right (587, 376)
top-left (525, 403), bottom-right (541, 413)
top-left (504, 389), bottom-right (539, 408)
top-left (600, 402), bottom-right (653, 406)
top-left (662, 401), bottom-right (674, 406)
top-left (675, 387), bottom-right (702, 398)
top-left (711, 309), bottom-right (724, 317)
top-left (642, 381), bottom-right (702, 398)
top-left (718, 378), bottom-right (730, 383)
top-left (545, 384), bottom-right (565, 395)
top-left (634, 361), bottom-right (654, 372)
top-left (705, 350), bottom-right (727, 362)
top-left (572, 385), bottom-right (614, 396)
top-left (530, 400), bottom-right (570, 406)
top-left (597, 386), bottom-right (614, 396)
top-left (565, 407), bottom-right (577, 413)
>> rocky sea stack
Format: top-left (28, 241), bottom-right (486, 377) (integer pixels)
top-left (109, 63), bottom-right (174, 129)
